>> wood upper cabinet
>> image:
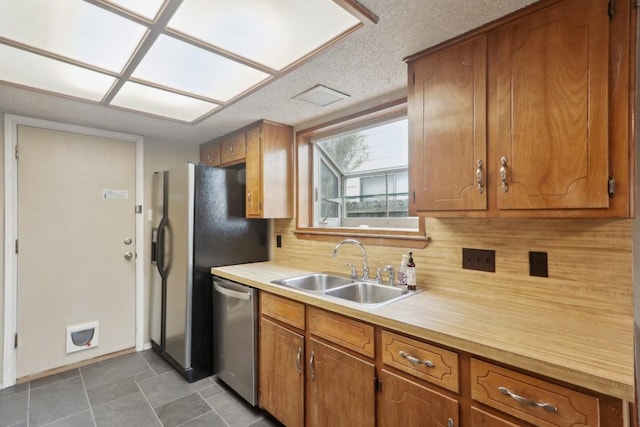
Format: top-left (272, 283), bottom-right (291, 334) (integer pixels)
top-left (199, 141), bottom-right (220, 167)
top-left (492, 0), bottom-right (609, 211)
top-left (219, 132), bottom-right (246, 165)
top-left (200, 120), bottom-right (293, 218)
top-left (409, 34), bottom-right (487, 214)
top-left (407, 0), bottom-right (634, 217)
top-left (245, 120), bottom-right (293, 218)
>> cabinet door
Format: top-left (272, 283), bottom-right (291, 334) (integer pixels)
top-left (379, 370), bottom-right (458, 427)
top-left (220, 132), bottom-right (246, 165)
top-left (492, 0), bottom-right (609, 210)
top-left (259, 318), bottom-right (304, 427)
top-left (470, 407), bottom-right (523, 427)
top-left (246, 125), bottom-right (263, 217)
top-left (409, 35), bottom-right (487, 213)
top-left (307, 338), bottom-right (375, 427)
top-left (199, 141), bottom-right (220, 167)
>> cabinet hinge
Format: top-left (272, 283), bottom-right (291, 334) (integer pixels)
top-left (608, 0), bottom-right (616, 19)
top-left (14, 333), bottom-right (18, 349)
top-left (608, 177), bottom-right (616, 197)
top-left (374, 376), bottom-right (382, 392)
top-left (15, 144), bottom-right (19, 160)
top-left (412, 72), bottom-right (415, 86)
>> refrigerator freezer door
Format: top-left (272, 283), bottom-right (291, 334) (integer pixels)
top-left (164, 164), bottom-right (195, 370)
top-left (150, 171), bottom-right (165, 348)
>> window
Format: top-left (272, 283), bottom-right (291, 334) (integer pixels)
top-left (313, 117), bottom-right (416, 229)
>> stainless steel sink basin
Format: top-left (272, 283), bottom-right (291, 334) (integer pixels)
top-left (270, 273), bottom-right (352, 291)
top-left (324, 282), bottom-right (414, 307)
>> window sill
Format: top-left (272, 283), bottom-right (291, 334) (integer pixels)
top-left (293, 226), bottom-right (431, 248)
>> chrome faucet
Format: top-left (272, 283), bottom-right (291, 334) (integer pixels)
top-left (332, 239), bottom-right (369, 280)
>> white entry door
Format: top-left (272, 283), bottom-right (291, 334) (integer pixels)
top-left (16, 125), bottom-right (136, 378)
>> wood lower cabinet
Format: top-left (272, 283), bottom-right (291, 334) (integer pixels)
top-left (471, 359), bottom-right (602, 427)
top-left (306, 337), bottom-right (375, 427)
top-left (378, 369), bottom-right (458, 427)
top-left (259, 318), bottom-right (304, 427)
top-left (470, 407), bottom-right (524, 427)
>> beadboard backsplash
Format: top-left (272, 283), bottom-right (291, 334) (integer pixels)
top-left (272, 217), bottom-right (633, 319)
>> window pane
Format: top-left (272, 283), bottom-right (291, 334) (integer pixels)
top-left (320, 160), bottom-right (340, 220)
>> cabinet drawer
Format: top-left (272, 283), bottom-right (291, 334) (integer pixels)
top-left (308, 307), bottom-right (374, 358)
top-left (260, 292), bottom-right (305, 330)
top-left (470, 359), bottom-right (599, 427)
top-left (381, 330), bottom-right (459, 393)
top-left (220, 132), bottom-right (246, 164)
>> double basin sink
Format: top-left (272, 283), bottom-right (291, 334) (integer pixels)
top-left (270, 273), bottom-right (417, 308)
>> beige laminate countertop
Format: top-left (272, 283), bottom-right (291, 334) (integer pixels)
top-left (211, 261), bottom-right (635, 402)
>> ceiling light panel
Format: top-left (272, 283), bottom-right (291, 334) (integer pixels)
top-left (111, 81), bottom-right (220, 122)
top-left (132, 35), bottom-right (270, 102)
top-left (0, 44), bottom-right (116, 102)
top-left (0, 0), bottom-right (147, 73)
top-left (102, 0), bottom-right (166, 20)
top-left (167, 0), bottom-right (361, 71)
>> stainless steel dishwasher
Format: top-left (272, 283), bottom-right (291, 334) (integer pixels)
top-left (212, 277), bottom-right (258, 406)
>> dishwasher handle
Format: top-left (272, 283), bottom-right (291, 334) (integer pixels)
top-left (214, 280), bottom-right (252, 301)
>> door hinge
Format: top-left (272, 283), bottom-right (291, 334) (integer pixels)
top-left (609, 0), bottom-right (616, 19)
top-left (412, 72), bottom-right (415, 86)
top-left (135, 205), bottom-right (142, 214)
top-left (608, 177), bottom-right (616, 197)
top-left (374, 376), bottom-right (382, 392)
top-left (15, 144), bottom-right (19, 160)
top-left (15, 239), bottom-right (18, 254)
top-left (14, 334), bottom-right (18, 349)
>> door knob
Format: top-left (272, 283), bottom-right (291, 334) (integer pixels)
top-left (124, 252), bottom-right (133, 261)
top-left (124, 238), bottom-right (132, 245)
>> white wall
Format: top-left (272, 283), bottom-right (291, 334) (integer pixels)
top-left (0, 115), bottom-right (197, 386)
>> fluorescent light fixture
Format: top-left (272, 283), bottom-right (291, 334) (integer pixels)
top-left (168, 0), bottom-right (360, 70)
top-left (0, 0), bottom-right (367, 123)
top-left (294, 85), bottom-right (350, 107)
top-left (111, 81), bottom-right (220, 122)
top-left (0, 44), bottom-right (115, 102)
top-left (103, 0), bottom-right (165, 20)
top-left (0, 0), bottom-right (147, 73)
top-left (132, 35), bottom-right (270, 102)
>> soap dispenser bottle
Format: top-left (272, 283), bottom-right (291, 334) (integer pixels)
top-left (406, 252), bottom-right (416, 290)
top-left (397, 254), bottom-right (408, 286)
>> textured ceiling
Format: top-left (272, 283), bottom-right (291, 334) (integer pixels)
top-left (0, 0), bottom-right (539, 145)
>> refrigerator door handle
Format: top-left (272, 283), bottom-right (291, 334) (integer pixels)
top-left (156, 216), bottom-right (169, 280)
top-left (214, 281), bottom-right (252, 301)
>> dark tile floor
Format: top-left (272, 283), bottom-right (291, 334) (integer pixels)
top-left (0, 350), bottom-right (282, 427)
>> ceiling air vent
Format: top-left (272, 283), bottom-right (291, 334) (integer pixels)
top-left (293, 85), bottom-right (350, 107)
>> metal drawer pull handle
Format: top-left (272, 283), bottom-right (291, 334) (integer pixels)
top-left (295, 347), bottom-right (302, 375)
top-left (399, 351), bottom-right (435, 368)
top-left (498, 387), bottom-right (558, 413)
top-left (476, 159), bottom-right (484, 194)
top-left (500, 156), bottom-right (508, 193)
top-left (309, 351), bottom-right (316, 380)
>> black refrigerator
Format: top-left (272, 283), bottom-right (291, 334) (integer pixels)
top-left (150, 163), bottom-right (268, 382)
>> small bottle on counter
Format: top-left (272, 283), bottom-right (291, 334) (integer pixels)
top-left (406, 252), bottom-right (416, 291)
top-left (397, 254), bottom-right (408, 286)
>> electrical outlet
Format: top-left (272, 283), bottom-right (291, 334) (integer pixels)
top-left (462, 248), bottom-right (496, 272)
top-left (529, 251), bottom-right (548, 277)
